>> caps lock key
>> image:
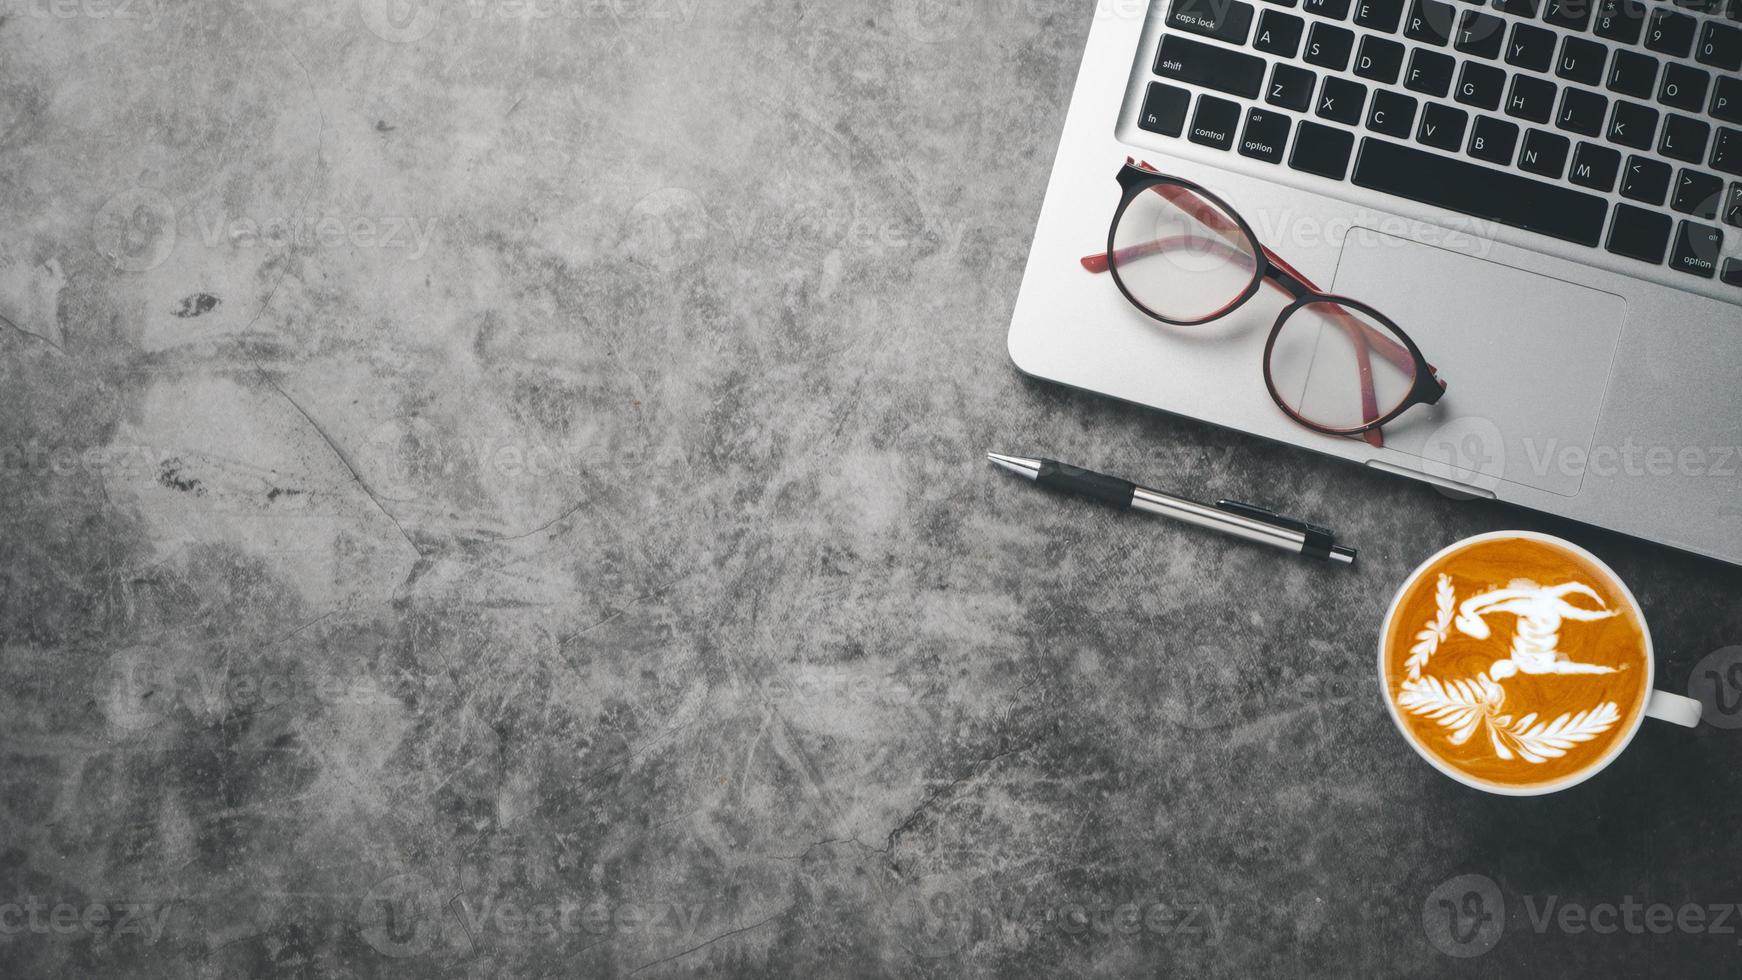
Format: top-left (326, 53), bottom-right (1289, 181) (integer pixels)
top-left (1167, 0), bottom-right (1257, 45)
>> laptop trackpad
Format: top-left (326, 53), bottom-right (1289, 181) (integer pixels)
top-left (1331, 229), bottom-right (1626, 497)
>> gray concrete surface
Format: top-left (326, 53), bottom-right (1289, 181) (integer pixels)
top-left (4, 1), bottom-right (1742, 976)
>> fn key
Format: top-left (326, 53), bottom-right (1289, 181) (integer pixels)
top-left (1138, 82), bottom-right (1192, 137)
top-left (1289, 121), bottom-right (1355, 179)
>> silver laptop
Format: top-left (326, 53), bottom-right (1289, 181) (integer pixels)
top-left (1010, 0), bottom-right (1742, 565)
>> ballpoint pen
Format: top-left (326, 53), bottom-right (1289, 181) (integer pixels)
top-left (987, 452), bottom-right (1358, 564)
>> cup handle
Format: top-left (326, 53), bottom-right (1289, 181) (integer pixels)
top-left (1644, 689), bottom-right (1703, 728)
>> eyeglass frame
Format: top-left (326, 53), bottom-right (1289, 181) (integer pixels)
top-left (1086, 160), bottom-right (1447, 444)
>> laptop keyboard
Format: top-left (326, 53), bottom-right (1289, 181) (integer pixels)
top-left (1139, 0), bottom-right (1742, 289)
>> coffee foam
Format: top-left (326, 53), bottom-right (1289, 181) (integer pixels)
top-left (1383, 537), bottom-right (1648, 789)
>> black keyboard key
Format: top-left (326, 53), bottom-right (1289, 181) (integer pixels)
top-left (1368, 89), bottom-right (1420, 136)
top-left (1717, 77), bottom-right (1742, 125)
top-left (1727, 184), bottom-right (1742, 227)
top-left (1470, 115), bottom-right (1522, 163)
top-left (1168, 0), bottom-right (1258, 43)
top-left (1352, 137), bottom-right (1609, 244)
top-left (1506, 74), bottom-right (1558, 123)
top-left (1658, 63), bottom-right (1709, 113)
top-left (1255, 9), bottom-right (1307, 55)
top-left (1138, 82), bottom-right (1193, 136)
top-left (1543, 0), bottom-right (1592, 31)
top-left (1645, 8), bottom-right (1697, 57)
top-left (1406, 48), bottom-right (1457, 95)
top-left (1673, 169), bottom-right (1725, 218)
top-left (1608, 100), bottom-right (1658, 149)
top-left (1700, 21), bottom-right (1742, 71)
top-left (1723, 258), bottom-right (1742, 287)
top-left (1355, 0), bottom-right (1407, 31)
top-left (1606, 203), bottom-right (1674, 263)
top-left (1269, 62), bottom-right (1318, 111)
top-left (1305, 0), bottom-right (1354, 18)
top-left (1556, 36), bottom-right (1607, 87)
top-left (1156, 34), bottom-right (1267, 99)
top-left (1607, 50), bottom-right (1658, 99)
top-left (1492, 0), bottom-right (1538, 16)
top-left (1318, 76), bottom-right (1369, 124)
top-left (1418, 101), bottom-right (1470, 149)
top-left (1506, 23), bottom-right (1557, 72)
top-left (1355, 35), bottom-right (1407, 82)
top-left (1594, 0), bottom-right (1646, 44)
top-left (1305, 22), bottom-right (1357, 69)
top-left (1290, 121), bottom-right (1357, 178)
top-left (1670, 221), bottom-right (1725, 277)
top-left (1621, 154), bottom-right (1672, 204)
top-left (1456, 10), bottom-right (1507, 57)
top-left (1557, 87), bottom-right (1609, 136)
top-left (1571, 141), bottom-right (1622, 189)
top-left (1265, 0), bottom-right (1300, 6)
top-left (1520, 128), bottom-right (1573, 176)
top-left (1455, 61), bottom-right (1506, 109)
top-left (1405, 0), bottom-right (1456, 44)
top-left (1190, 95), bottom-right (1244, 149)
top-left (1660, 114), bottom-right (1712, 164)
top-left (1713, 127), bottom-right (1742, 176)
top-left (1241, 107), bottom-right (1294, 162)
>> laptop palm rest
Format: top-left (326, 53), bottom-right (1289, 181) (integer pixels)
top-left (1331, 228), bottom-right (1627, 497)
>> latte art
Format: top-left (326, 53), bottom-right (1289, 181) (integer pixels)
top-left (1382, 536), bottom-right (1649, 789)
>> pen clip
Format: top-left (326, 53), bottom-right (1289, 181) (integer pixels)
top-left (1216, 498), bottom-right (1337, 543)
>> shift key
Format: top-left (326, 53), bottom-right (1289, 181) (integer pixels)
top-left (1166, 0), bottom-right (1256, 44)
top-left (1155, 33), bottom-right (1266, 101)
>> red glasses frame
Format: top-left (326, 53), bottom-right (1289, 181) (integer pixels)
top-left (1083, 160), bottom-right (1447, 448)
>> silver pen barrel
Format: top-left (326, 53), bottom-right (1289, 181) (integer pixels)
top-left (1129, 487), bottom-right (1308, 554)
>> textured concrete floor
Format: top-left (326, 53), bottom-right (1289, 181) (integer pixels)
top-left (4, 1), bottom-right (1742, 976)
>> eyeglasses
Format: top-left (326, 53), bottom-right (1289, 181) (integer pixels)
top-left (1082, 160), bottom-right (1446, 448)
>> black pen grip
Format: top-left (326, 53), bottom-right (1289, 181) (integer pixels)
top-left (1035, 460), bottom-right (1136, 508)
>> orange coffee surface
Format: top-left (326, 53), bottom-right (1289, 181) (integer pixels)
top-left (1383, 536), bottom-right (1647, 789)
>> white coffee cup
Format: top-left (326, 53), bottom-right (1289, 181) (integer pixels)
top-left (1378, 530), bottom-right (1702, 796)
